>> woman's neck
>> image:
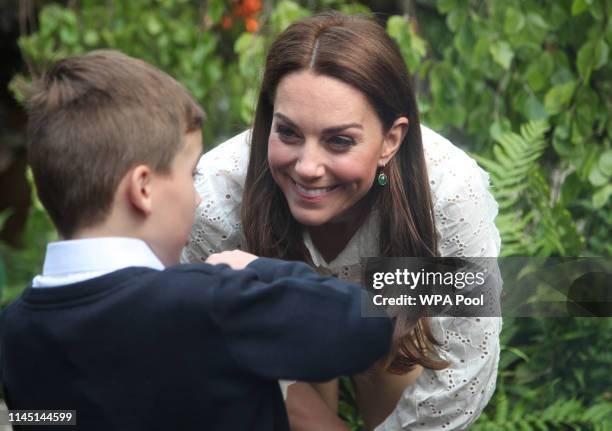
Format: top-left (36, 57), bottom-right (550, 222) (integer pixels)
top-left (308, 221), bottom-right (361, 264)
top-left (307, 194), bottom-right (374, 264)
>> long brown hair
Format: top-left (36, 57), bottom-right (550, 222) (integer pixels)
top-left (242, 13), bottom-right (447, 373)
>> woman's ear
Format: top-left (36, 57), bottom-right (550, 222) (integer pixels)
top-left (127, 165), bottom-right (153, 216)
top-left (379, 117), bottom-right (409, 166)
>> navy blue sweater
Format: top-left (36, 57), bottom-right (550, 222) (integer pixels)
top-left (0, 258), bottom-right (391, 430)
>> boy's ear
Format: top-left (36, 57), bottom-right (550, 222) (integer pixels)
top-left (379, 116), bottom-right (409, 167)
top-left (127, 165), bottom-right (153, 215)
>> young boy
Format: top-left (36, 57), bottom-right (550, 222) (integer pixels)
top-left (0, 50), bottom-right (391, 430)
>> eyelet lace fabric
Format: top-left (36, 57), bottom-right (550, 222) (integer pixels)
top-left (182, 126), bottom-right (502, 430)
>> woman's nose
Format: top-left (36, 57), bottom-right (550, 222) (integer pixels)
top-left (294, 142), bottom-right (325, 179)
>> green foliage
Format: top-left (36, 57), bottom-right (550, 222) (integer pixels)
top-left (387, 0), bottom-right (611, 242)
top-left (474, 396), bottom-right (612, 430)
top-left (474, 317), bottom-right (612, 430)
top-left (387, 15), bottom-right (427, 73)
top-left (12, 0), bottom-right (235, 145)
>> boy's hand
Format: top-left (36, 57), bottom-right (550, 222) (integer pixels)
top-left (206, 250), bottom-right (258, 270)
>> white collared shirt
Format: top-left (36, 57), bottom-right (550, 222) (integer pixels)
top-left (32, 237), bottom-right (165, 288)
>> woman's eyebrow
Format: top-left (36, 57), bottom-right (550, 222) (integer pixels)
top-left (274, 112), bottom-right (298, 128)
top-left (274, 112), bottom-right (363, 133)
top-left (322, 124), bottom-right (363, 134)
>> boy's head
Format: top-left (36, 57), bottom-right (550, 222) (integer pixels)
top-left (26, 50), bottom-right (204, 264)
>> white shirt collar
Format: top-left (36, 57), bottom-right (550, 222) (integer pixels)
top-left (32, 237), bottom-right (164, 288)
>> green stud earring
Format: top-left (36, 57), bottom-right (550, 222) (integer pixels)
top-left (377, 170), bottom-right (387, 186)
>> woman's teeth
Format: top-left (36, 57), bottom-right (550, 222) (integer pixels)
top-left (295, 182), bottom-right (336, 196)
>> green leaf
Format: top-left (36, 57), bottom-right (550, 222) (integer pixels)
top-left (573, 87), bottom-right (599, 138)
top-left (598, 149), bottom-right (612, 176)
top-left (490, 119), bottom-right (512, 142)
top-left (59, 27), bottom-right (78, 45)
top-left (240, 87), bottom-right (257, 124)
top-left (504, 8), bottom-right (526, 34)
top-left (62, 8), bottom-right (78, 26)
top-left (524, 54), bottom-right (553, 91)
top-left (524, 95), bottom-right (548, 121)
top-left (526, 12), bottom-right (549, 30)
top-left (146, 15), bottom-right (162, 36)
top-left (270, 1), bottom-right (310, 33)
top-left (506, 346), bottom-right (530, 362)
top-left (490, 41), bottom-right (514, 70)
top-left (588, 165), bottom-right (609, 186)
top-left (234, 33), bottom-right (254, 54)
top-left (553, 125), bottom-right (573, 157)
top-left (589, 0), bottom-right (605, 20)
top-left (447, 9), bottom-right (467, 32)
top-left (387, 15), bottom-right (427, 73)
top-left (454, 25), bottom-right (475, 57)
top-left (437, 0), bottom-right (456, 14)
top-left (593, 184), bottom-right (612, 208)
top-left (207, 0), bottom-right (226, 23)
top-left (544, 81), bottom-right (577, 115)
top-left (173, 27), bottom-right (191, 45)
top-left (577, 41), bottom-right (595, 82)
top-left (576, 39), bottom-right (607, 83)
top-left (583, 402), bottom-right (612, 422)
top-left (411, 33), bottom-right (427, 58)
top-left (386, 15), bottom-right (405, 38)
top-left (8, 74), bottom-right (28, 104)
top-left (338, 3), bottom-right (371, 15)
top-left (83, 29), bottom-right (99, 46)
top-left (594, 40), bottom-right (609, 69)
top-left (571, 0), bottom-right (589, 15)
top-left (560, 173), bottom-right (583, 206)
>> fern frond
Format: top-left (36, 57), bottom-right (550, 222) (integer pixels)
top-left (474, 120), bottom-right (549, 207)
top-left (473, 121), bottom-right (550, 256)
top-left (582, 402), bottom-right (612, 424)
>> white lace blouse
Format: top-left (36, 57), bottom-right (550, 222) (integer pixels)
top-left (182, 125), bottom-right (502, 430)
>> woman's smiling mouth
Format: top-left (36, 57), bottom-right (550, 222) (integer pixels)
top-left (292, 179), bottom-right (339, 198)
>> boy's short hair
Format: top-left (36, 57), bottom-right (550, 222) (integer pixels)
top-left (26, 50), bottom-right (204, 238)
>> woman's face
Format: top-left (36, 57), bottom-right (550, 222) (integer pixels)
top-left (268, 70), bottom-right (405, 227)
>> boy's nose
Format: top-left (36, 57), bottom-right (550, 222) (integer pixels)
top-left (195, 192), bottom-right (202, 207)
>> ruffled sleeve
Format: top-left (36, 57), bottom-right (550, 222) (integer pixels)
top-left (180, 130), bottom-right (250, 263)
top-left (376, 126), bottom-right (502, 430)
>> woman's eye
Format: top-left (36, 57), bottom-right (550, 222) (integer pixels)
top-left (276, 125), bottom-right (300, 141)
top-left (329, 135), bottom-right (355, 148)
top-left (192, 167), bottom-right (201, 178)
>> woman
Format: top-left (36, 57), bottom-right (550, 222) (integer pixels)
top-left (183, 13), bottom-right (501, 430)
